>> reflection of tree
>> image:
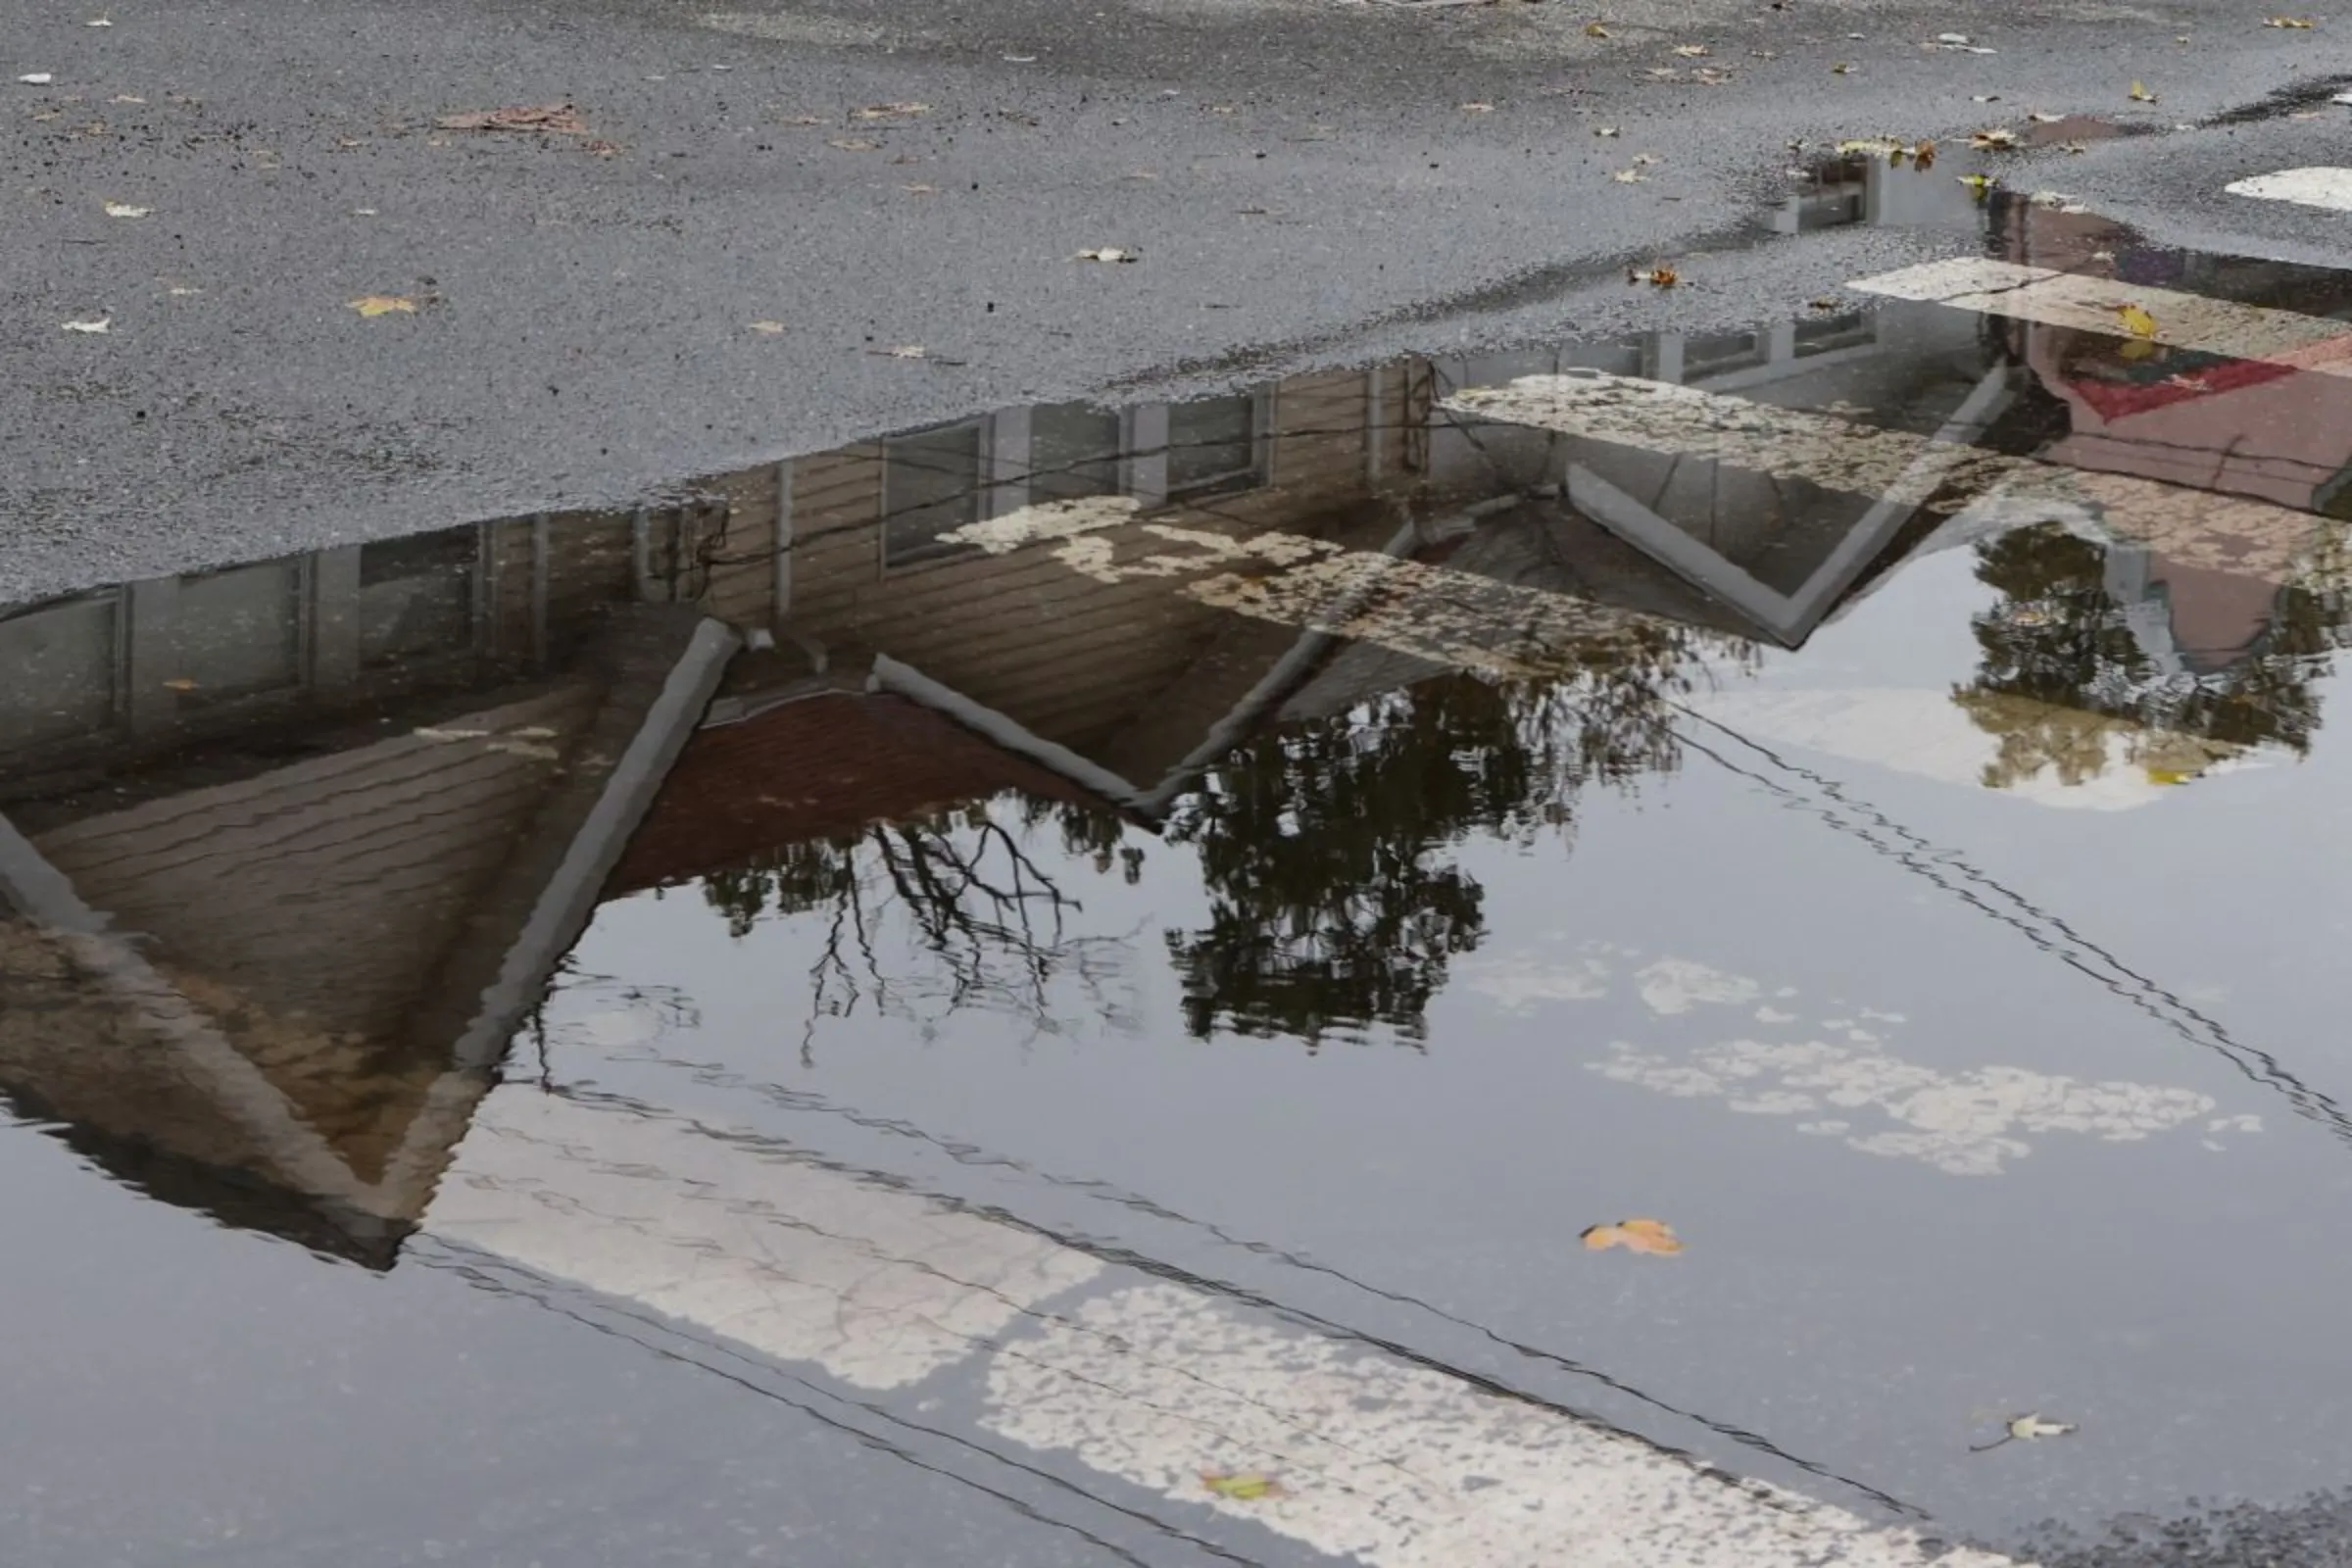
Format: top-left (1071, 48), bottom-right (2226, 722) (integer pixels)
top-left (700, 796), bottom-right (1142, 1054)
top-left (1955, 525), bottom-right (2339, 789)
top-left (1161, 626), bottom-right (1719, 1048)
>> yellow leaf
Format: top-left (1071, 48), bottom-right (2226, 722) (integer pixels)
top-left (2130, 79), bottom-right (2157, 102)
top-left (348, 294), bottom-right (416, 318)
top-left (1200, 1471), bottom-right (1287, 1500)
top-left (1584, 20), bottom-right (1611, 35)
top-left (1957, 172), bottom-right (1996, 194)
top-left (2115, 303), bottom-right (2159, 338)
top-left (1583, 1217), bottom-right (1683, 1253)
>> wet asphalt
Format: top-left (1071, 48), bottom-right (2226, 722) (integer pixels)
top-left (3, 0), bottom-right (2349, 601)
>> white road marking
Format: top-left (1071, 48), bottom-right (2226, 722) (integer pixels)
top-left (1851, 257), bottom-right (2352, 372)
top-left (982, 1283), bottom-right (2019, 1567)
top-left (427, 1090), bottom-right (1101, 1389)
top-left (1445, 371), bottom-right (2327, 584)
top-left (2225, 167), bottom-right (2352, 213)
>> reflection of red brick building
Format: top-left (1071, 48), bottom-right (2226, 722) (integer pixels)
top-left (609, 689), bottom-right (1106, 895)
top-left (1994, 199), bottom-right (2352, 666)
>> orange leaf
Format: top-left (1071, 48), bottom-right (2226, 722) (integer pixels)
top-left (1583, 1217), bottom-right (1683, 1254)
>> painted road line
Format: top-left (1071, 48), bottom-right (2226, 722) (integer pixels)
top-left (428, 1089), bottom-right (1102, 1390)
top-left (1851, 257), bottom-right (2352, 372)
top-left (428, 1090), bottom-right (2018, 1566)
top-left (982, 1283), bottom-right (2017, 1568)
top-left (2225, 167), bottom-right (2352, 213)
top-left (1443, 371), bottom-right (2328, 584)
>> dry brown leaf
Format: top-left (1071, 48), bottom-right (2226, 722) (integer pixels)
top-left (348, 294), bottom-right (417, 318)
top-left (1582, 1217), bottom-right (1684, 1253)
top-left (435, 103), bottom-right (588, 134)
top-left (1912, 139), bottom-right (1937, 170)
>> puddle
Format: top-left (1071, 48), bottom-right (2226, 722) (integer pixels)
top-left (8, 174), bottom-right (2352, 1566)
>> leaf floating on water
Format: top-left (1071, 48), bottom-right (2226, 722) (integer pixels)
top-left (2130, 79), bottom-right (2158, 102)
top-left (1200, 1471), bottom-right (1288, 1501)
top-left (348, 294), bottom-right (417, 317)
top-left (102, 200), bottom-right (149, 218)
top-left (1957, 172), bottom-right (1997, 196)
top-left (1582, 1216), bottom-right (1683, 1252)
top-left (1969, 126), bottom-right (2019, 149)
top-left (61, 317), bottom-right (111, 333)
top-left (2115, 302), bottom-right (2159, 338)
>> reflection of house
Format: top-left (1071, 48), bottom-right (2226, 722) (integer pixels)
top-left (0, 518), bottom-right (735, 1261)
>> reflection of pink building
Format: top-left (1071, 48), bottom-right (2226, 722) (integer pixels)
top-left (1997, 202), bottom-right (2352, 666)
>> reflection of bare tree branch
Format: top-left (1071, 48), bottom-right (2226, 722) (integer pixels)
top-left (701, 800), bottom-right (1144, 1055)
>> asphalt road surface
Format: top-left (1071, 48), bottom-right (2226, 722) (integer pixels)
top-left (7, 0), bottom-right (2352, 1565)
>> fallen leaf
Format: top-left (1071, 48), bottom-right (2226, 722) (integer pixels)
top-left (1593, 125), bottom-right (1621, 136)
top-left (2130, 79), bottom-right (2157, 102)
top-left (1672, 42), bottom-right (1709, 56)
top-left (2263, 15), bottom-right (2317, 25)
top-left (87, 15), bottom-right (112, 24)
top-left (1584, 20), bottom-right (1611, 35)
top-left (1969, 127), bottom-right (2019, 149)
top-left (1838, 136), bottom-right (1902, 155)
top-left (854, 101), bottom-right (931, 119)
top-left (899, 181), bottom-right (939, 194)
top-left (828, 136), bottom-right (878, 150)
top-left (1643, 67), bottom-right (1681, 79)
top-left (1936, 30), bottom-right (1973, 44)
top-left (2028, 110), bottom-right (2066, 122)
top-left (1075, 247), bottom-right (1139, 262)
top-left (18, 73), bottom-right (55, 85)
top-left (1611, 167), bottom-right (1646, 182)
top-left (1692, 67), bottom-right (1733, 84)
top-left (1957, 172), bottom-right (1996, 193)
top-left (2004, 1413), bottom-right (2076, 1442)
top-left (1200, 1471), bottom-right (1288, 1501)
top-left (1631, 152), bottom-right (1659, 165)
top-left (348, 294), bottom-right (417, 317)
top-left (748, 319), bottom-right (787, 334)
top-left (102, 200), bottom-right (148, 218)
top-left (1912, 139), bottom-right (1937, 170)
top-left (435, 102), bottom-right (588, 134)
top-left (2115, 302), bottom-right (2159, 338)
top-left (109, 94), bottom-right (142, 104)
top-left (1460, 101), bottom-right (1495, 113)
top-left (1582, 1216), bottom-right (1684, 1251)
top-left (876, 344), bottom-right (927, 359)
top-left (1831, 61), bottom-right (1855, 74)
top-left (61, 317), bottom-right (110, 333)
top-left (1972, 93), bottom-right (2001, 103)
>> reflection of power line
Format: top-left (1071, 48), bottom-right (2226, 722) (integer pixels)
top-left (566, 1064), bottom-right (1931, 1524)
top-left (1663, 700), bottom-right (2352, 1152)
top-left (410, 1236), bottom-right (1264, 1568)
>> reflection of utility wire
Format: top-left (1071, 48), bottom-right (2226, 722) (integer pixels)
top-left (410, 1236), bottom-right (1265, 1568)
top-left (1660, 699), bottom-right (2352, 1153)
top-left (563, 1061), bottom-right (1931, 1523)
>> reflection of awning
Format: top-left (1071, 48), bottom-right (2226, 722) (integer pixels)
top-left (2064, 354), bottom-right (2297, 421)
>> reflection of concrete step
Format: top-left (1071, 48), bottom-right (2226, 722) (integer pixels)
top-left (428, 1088), bottom-right (2018, 1568)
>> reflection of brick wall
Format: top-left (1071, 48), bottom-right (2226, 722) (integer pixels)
top-left (608, 693), bottom-right (1101, 895)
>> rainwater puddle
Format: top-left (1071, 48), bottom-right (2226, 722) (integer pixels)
top-left (8, 182), bottom-right (2352, 1567)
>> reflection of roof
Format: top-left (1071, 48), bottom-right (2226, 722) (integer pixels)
top-left (607, 689), bottom-right (1103, 896)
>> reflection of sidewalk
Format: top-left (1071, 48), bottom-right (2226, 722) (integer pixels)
top-left (426, 1087), bottom-right (2017, 1568)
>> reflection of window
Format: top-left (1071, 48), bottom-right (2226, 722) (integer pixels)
top-left (0, 593), bottom-right (119, 747)
top-left (1028, 403), bottom-right (1123, 502)
top-left (1795, 312), bottom-right (1874, 358)
top-left (172, 560), bottom-right (303, 702)
top-left (359, 528), bottom-right (476, 666)
top-left (883, 420), bottom-right (987, 566)
top-left (1168, 395), bottom-right (1264, 498)
top-left (1684, 331), bottom-right (1768, 380)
